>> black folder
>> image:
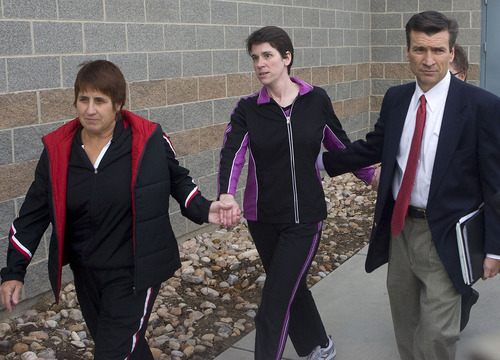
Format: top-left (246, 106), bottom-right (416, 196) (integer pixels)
top-left (456, 205), bottom-right (485, 285)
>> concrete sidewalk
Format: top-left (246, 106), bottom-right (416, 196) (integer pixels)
top-left (215, 246), bottom-right (500, 360)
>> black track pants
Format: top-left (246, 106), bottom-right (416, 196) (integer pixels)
top-left (248, 221), bottom-right (329, 360)
top-left (71, 265), bottom-right (159, 360)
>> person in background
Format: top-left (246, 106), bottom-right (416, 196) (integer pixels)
top-left (321, 11), bottom-right (500, 360)
top-left (0, 60), bottom-right (240, 360)
top-left (450, 43), bottom-right (469, 81)
top-left (217, 26), bottom-right (375, 360)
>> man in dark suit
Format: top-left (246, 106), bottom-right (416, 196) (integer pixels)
top-left (321, 11), bottom-right (500, 360)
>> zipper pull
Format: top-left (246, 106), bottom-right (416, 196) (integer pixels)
top-left (286, 116), bottom-right (290, 124)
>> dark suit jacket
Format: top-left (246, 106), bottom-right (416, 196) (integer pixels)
top-left (323, 75), bottom-right (500, 295)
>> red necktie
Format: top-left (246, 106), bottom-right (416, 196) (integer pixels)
top-left (391, 94), bottom-right (426, 237)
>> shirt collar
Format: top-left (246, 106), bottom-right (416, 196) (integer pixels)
top-left (414, 71), bottom-right (451, 113)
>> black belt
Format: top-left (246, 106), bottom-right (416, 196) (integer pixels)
top-left (408, 206), bottom-right (427, 219)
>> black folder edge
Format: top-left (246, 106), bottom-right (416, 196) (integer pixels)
top-left (456, 203), bottom-right (485, 285)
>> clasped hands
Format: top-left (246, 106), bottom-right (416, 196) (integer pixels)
top-left (209, 194), bottom-right (241, 228)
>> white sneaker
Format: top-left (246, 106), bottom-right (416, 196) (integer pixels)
top-left (306, 335), bottom-right (336, 360)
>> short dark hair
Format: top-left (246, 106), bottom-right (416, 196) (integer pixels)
top-left (405, 11), bottom-right (458, 51)
top-left (73, 60), bottom-right (126, 111)
top-left (451, 44), bottom-right (469, 80)
top-left (246, 26), bottom-right (294, 74)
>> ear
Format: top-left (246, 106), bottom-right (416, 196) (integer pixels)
top-left (405, 46), bottom-right (409, 61)
top-left (284, 51), bottom-right (292, 66)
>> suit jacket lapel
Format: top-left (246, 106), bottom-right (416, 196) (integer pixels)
top-left (428, 78), bottom-right (467, 203)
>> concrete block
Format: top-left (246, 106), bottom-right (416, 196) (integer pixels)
top-left (312, 0), bottom-right (328, 8)
top-left (133, 109), bottom-right (149, 120)
top-left (182, 51), bottom-right (212, 77)
top-left (180, 0), bottom-right (211, 24)
top-left (357, 0), bottom-right (371, 12)
top-left (351, 47), bottom-right (365, 63)
top-left (351, 80), bottom-right (368, 98)
top-left (329, 29), bottom-right (344, 47)
top-left (62, 55), bottom-right (106, 88)
top-left (320, 9), bottom-right (336, 28)
top-left (14, 123), bottom-right (62, 162)
top-left (107, 53), bottom-right (148, 82)
top-left (211, 0), bottom-right (238, 25)
top-left (370, 0), bottom-right (386, 13)
top-left (213, 50), bottom-right (239, 75)
top-left (303, 48), bottom-right (321, 67)
top-left (284, 7), bottom-right (303, 27)
top-left (0, 59), bottom-right (6, 93)
top-left (151, 105), bottom-right (184, 133)
top-left (34, 22), bottom-right (83, 54)
top-left (386, 0), bottom-right (417, 13)
top-left (128, 24), bottom-right (164, 52)
top-left (371, 14), bottom-right (402, 30)
top-left (84, 23), bottom-right (127, 54)
top-left (58, 0), bottom-right (103, 20)
top-left (4, 0), bottom-right (56, 19)
top-left (420, 0), bottom-right (452, 11)
top-left (184, 150), bottom-right (215, 179)
top-left (303, 8), bottom-right (319, 27)
top-left (371, 46), bottom-right (403, 62)
top-left (198, 173), bottom-right (218, 201)
top-left (294, 28), bottom-right (312, 48)
top-left (358, 30), bottom-right (371, 47)
top-left (196, 25), bottom-right (225, 50)
top-left (214, 97), bottom-right (238, 125)
top-left (146, 0), bottom-right (181, 23)
top-left (105, 0), bottom-right (146, 22)
top-left (387, 29), bottom-right (404, 46)
top-left (24, 261), bottom-right (52, 301)
top-left (0, 131), bottom-right (12, 166)
top-left (169, 210), bottom-right (187, 238)
top-left (238, 3), bottom-right (262, 26)
top-left (351, 12), bottom-right (365, 29)
top-left (149, 52), bottom-right (182, 80)
top-left (447, 11), bottom-right (472, 28)
top-left (225, 26), bottom-right (250, 50)
top-left (165, 25), bottom-right (197, 51)
top-left (336, 11), bottom-right (351, 28)
top-left (312, 29), bottom-right (328, 47)
top-left (0, 21), bottom-right (32, 56)
top-left (337, 82), bottom-right (351, 101)
top-left (184, 101), bottom-right (214, 130)
top-left (372, 79), bottom-right (402, 96)
top-left (0, 200), bottom-right (15, 235)
top-left (323, 84), bottom-right (337, 100)
top-left (262, 5), bottom-right (284, 27)
top-left (7, 57), bottom-right (60, 92)
top-left (320, 47), bottom-right (337, 66)
top-left (344, 29), bottom-right (358, 47)
top-left (239, 50), bottom-right (254, 73)
top-left (343, 0), bottom-right (357, 11)
top-left (336, 47), bottom-right (351, 64)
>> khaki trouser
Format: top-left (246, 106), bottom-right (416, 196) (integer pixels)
top-left (387, 216), bottom-right (461, 360)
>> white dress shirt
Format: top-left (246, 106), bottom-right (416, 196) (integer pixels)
top-left (392, 71), bottom-right (450, 209)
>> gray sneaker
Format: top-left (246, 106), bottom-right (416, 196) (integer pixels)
top-left (306, 335), bottom-right (336, 360)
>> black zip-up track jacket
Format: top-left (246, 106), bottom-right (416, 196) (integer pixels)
top-left (1, 110), bottom-right (211, 302)
top-left (218, 78), bottom-right (374, 224)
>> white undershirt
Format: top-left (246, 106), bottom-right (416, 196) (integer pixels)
top-left (81, 139), bottom-right (112, 170)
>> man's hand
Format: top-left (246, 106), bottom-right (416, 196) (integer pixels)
top-left (209, 194), bottom-right (241, 228)
top-left (0, 280), bottom-right (23, 312)
top-left (482, 257), bottom-right (500, 280)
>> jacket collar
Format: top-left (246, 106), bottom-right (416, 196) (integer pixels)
top-left (257, 77), bottom-right (314, 105)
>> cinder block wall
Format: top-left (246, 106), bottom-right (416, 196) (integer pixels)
top-left (369, 0), bottom-right (482, 122)
top-left (0, 0), bottom-right (482, 304)
top-left (0, 0), bottom-right (373, 303)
